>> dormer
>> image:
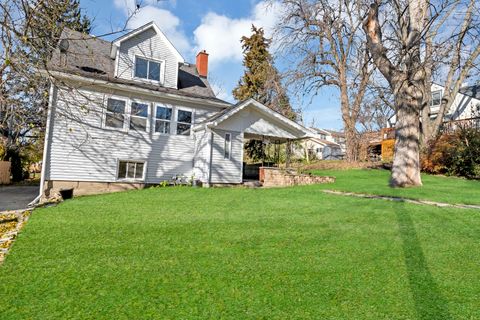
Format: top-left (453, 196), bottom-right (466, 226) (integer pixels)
top-left (111, 22), bottom-right (185, 89)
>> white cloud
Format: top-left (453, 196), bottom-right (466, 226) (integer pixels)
top-left (193, 1), bottom-right (283, 68)
top-left (113, 0), bottom-right (190, 53)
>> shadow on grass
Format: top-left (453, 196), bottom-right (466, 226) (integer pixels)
top-left (396, 205), bottom-right (452, 320)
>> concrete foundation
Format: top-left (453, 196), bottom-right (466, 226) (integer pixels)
top-left (43, 180), bottom-right (147, 198)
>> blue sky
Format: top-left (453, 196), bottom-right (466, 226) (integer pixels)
top-left (80, 0), bottom-right (343, 130)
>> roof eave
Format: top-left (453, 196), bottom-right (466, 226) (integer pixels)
top-left (43, 70), bottom-right (231, 108)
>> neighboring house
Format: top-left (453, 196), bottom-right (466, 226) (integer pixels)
top-left (431, 82), bottom-right (480, 130)
top-left (323, 129), bottom-right (346, 153)
top-left (40, 22), bottom-right (313, 196)
top-left (389, 82), bottom-right (480, 129)
top-left (296, 128), bottom-right (344, 160)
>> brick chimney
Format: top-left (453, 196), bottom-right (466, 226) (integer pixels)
top-left (196, 50), bottom-right (209, 78)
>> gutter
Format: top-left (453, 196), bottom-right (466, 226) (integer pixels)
top-left (28, 83), bottom-right (56, 207)
top-left (42, 70), bottom-right (232, 109)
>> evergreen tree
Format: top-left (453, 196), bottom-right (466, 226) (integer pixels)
top-left (233, 25), bottom-right (295, 120)
top-left (233, 25), bottom-right (296, 162)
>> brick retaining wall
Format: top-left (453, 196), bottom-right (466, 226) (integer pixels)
top-left (260, 167), bottom-right (335, 187)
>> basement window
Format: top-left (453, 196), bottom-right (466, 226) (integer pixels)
top-left (224, 133), bottom-right (231, 159)
top-left (117, 160), bottom-right (145, 181)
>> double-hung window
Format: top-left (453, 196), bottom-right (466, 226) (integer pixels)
top-left (105, 98), bottom-right (126, 129)
top-left (135, 56), bottom-right (161, 82)
top-left (154, 105), bottom-right (172, 134)
top-left (176, 109), bottom-right (192, 135)
top-left (130, 102), bottom-right (149, 132)
top-left (224, 133), bottom-right (231, 159)
top-left (431, 90), bottom-right (442, 106)
top-left (117, 160), bottom-right (145, 180)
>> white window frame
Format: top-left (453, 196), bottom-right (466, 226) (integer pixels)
top-left (224, 133), bottom-right (232, 159)
top-left (103, 96), bottom-right (129, 131)
top-left (129, 99), bottom-right (151, 133)
top-left (175, 107), bottom-right (194, 136)
top-left (133, 55), bottom-right (166, 85)
top-left (116, 159), bottom-right (147, 182)
top-left (153, 104), bottom-right (174, 135)
top-left (431, 90), bottom-right (442, 106)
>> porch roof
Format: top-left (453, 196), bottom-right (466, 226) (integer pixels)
top-left (193, 98), bottom-right (316, 140)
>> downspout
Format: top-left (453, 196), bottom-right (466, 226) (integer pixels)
top-left (29, 83), bottom-right (56, 207)
top-left (207, 130), bottom-right (214, 187)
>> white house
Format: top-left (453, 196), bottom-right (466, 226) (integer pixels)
top-left (296, 128), bottom-right (344, 160)
top-left (430, 82), bottom-right (480, 127)
top-left (389, 82), bottom-right (480, 128)
top-left (40, 22), bottom-right (314, 197)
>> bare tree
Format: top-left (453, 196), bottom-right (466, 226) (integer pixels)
top-left (421, 0), bottom-right (480, 143)
top-left (0, 0), bottom-right (141, 181)
top-left (364, 0), bottom-right (480, 187)
top-left (358, 84), bottom-right (394, 132)
top-left (0, 0), bottom-right (91, 180)
top-left (275, 0), bottom-right (373, 161)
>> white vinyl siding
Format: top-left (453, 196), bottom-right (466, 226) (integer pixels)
top-left (116, 27), bottom-right (179, 89)
top-left (209, 129), bottom-right (242, 184)
top-left (192, 130), bottom-right (211, 182)
top-left (46, 86), bottom-right (220, 184)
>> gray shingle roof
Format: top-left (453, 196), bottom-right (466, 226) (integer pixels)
top-left (48, 28), bottom-right (229, 104)
top-left (459, 84), bottom-right (480, 100)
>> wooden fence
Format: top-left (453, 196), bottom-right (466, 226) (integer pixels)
top-left (0, 161), bottom-right (11, 185)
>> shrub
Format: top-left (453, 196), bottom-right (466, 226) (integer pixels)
top-left (421, 128), bottom-right (480, 179)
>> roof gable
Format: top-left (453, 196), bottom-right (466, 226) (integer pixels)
top-left (113, 22), bottom-right (184, 63)
top-left (196, 98), bottom-right (314, 139)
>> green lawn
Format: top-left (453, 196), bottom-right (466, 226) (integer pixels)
top-left (1, 182), bottom-right (479, 319)
top-left (310, 168), bottom-right (480, 205)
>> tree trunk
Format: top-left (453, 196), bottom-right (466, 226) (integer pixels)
top-left (344, 126), bottom-right (358, 162)
top-left (5, 148), bottom-right (23, 182)
top-left (391, 89), bottom-right (423, 187)
top-left (339, 83), bottom-right (359, 162)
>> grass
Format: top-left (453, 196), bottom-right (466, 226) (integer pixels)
top-left (310, 168), bottom-right (480, 205)
top-left (1, 182), bottom-right (479, 319)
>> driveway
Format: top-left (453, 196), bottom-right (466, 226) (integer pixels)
top-left (0, 185), bottom-right (39, 211)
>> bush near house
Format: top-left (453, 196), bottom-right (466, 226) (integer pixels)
top-left (421, 128), bottom-right (480, 179)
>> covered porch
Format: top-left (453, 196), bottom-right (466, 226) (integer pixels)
top-left (241, 133), bottom-right (299, 181)
top-left (193, 98), bottom-right (319, 186)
